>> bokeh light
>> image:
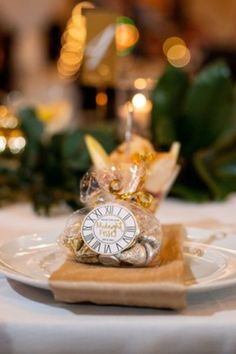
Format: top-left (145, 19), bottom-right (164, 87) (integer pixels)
top-left (96, 92), bottom-right (108, 106)
top-left (0, 114), bottom-right (18, 129)
top-left (163, 36), bottom-right (185, 56)
top-left (0, 105), bottom-right (26, 154)
top-left (8, 131), bottom-right (26, 154)
top-left (116, 17), bottom-right (139, 56)
top-left (0, 135), bottom-right (7, 153)
top-left (57, 2), bottom-right (94, 80)
top-left (58, 7), bottom-right (139, 79)
top-left (0, 105), bottom-right (8, 117)
top-left (163, 36), bottom-right (191, 68)
top-left (134, 78), bottom-right (147, 90)
top-left (167, 46), bottom-right (191, 67)
top-left (132, 93), bottom-right (147, 109)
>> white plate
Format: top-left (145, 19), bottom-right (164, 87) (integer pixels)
top-left (1, 229), bottom-right (236, 293)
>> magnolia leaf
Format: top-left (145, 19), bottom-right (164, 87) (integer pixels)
top-left (151, 65), bottom-right (189, 146)
top-left (194, 133), bottom-right (236, 200)
top-left (182, 62), bottom-right (234, 157)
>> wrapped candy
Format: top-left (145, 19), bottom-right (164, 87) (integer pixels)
top-left (61, 199), bottom-right (162, 267)
top-left (61, 131), bottom-right (180, 268)
top-left (61, 160), bottom-right (162, 267)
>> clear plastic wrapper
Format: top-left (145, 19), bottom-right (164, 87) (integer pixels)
top-left (61, 164), bottom-right (162, 267)
top-left (61, 133), bottom-right (181, 267)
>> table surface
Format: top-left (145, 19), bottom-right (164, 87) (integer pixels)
top-left (1, 196), bottom-right (236, 354)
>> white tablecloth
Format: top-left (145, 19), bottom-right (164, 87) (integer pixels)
top-left (1, 196), bottom-right (236, 354)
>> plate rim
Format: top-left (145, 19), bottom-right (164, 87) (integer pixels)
top-left (1, 228), bottom-right (236, 293)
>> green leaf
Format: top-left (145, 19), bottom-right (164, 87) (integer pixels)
top-left (171, 159), bottom-right (211, 202)
top-left (194, 132), bottom-right (236, 200)
top-left (42, 134), bottom-right (65, 187)
top-left (170, 183), bottom-right (210, 202)
top-left (18, 107), bottom-right (44, 142)
top-left (18, 107), bottom-right (44, 176)
top-left (182, 61), bottom-right (234, 156)
top-left (151, 65), bottom-right (189, 146)
top-left (88, 128), bottom-right (117, 153)
top-left (62, 127), bottom-right (117, 172)
top-left (62, 130), bottom-right (89, 171)
top-left (151, 61), bottom-right (236, 202)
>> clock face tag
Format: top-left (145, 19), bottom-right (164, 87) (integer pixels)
top-left (81, 203), bottom-right (138, 255)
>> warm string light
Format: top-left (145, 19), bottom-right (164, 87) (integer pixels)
top-left (0, 105), bottom-right (26, 154)
top-left (57, 2), bottom-right (94, 80)
top-left (0, 135), bottom-right (7, 152)
top-left (57, 7), bottom-right (139, 80)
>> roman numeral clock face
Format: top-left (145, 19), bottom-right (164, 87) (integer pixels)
top-left (81, 203), bottom-right (138, 255)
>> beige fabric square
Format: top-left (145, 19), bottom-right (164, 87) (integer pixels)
top-left (49, 224), bottom-right (186, 309)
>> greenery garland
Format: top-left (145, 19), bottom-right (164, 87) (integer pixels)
top-left (0, 61), bottom-right (236, 214)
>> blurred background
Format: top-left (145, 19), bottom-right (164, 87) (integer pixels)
top-left (1, 0), bottom-right (236, 213)
top-left (1, 0), bottom-right (236, 119)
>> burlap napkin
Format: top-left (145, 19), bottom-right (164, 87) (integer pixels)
top-left (49, 224), bottom-right (186, 309)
